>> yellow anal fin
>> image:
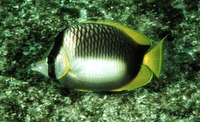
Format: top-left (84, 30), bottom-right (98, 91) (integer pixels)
top-left (112, 65), bottom-right (153, 92)
top-left (143, 35), bottom-right (167, 78)
top-left (75, 89), bottom-right (93, 92)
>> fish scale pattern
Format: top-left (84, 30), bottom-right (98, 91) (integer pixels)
top-left (66, 23), bottom-right (134, 62)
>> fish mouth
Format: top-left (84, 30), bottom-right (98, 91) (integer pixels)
top-left (30, 59), bottom-right (49, 77)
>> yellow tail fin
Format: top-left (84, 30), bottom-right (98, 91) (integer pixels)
top-left (143, 35), bottom-right (168, 78)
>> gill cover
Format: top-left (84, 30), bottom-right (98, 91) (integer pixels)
top-left (55, 53), bottom-right (70, 79)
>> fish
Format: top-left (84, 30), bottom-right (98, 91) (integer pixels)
top-left (31, 21), bottom-right (167, 92)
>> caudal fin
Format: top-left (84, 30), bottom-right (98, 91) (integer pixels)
top-left (143, 35), bottom-right (168, 78)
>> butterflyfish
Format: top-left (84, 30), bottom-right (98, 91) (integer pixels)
top-left (31, 21), bottom-right (167, 92)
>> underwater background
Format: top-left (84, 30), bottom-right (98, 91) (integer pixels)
top-left (0, 0), bottom-right (199, 121)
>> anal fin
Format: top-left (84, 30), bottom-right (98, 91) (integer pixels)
top-left (112, 65), bottom-right (153, 91)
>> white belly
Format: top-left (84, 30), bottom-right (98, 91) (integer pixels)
top-left (69, 58), bottom-right (127, 83)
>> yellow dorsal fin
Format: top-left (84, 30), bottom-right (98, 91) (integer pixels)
top-left (112, 65), bottom-right (153, 91)
top-left (81, 21), bottom-right (152, 46)
top-left (143, 35), bottom-right (167, 78)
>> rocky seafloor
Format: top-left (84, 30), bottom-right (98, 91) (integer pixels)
top-left (0, 0), bottom-right (199, 121)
